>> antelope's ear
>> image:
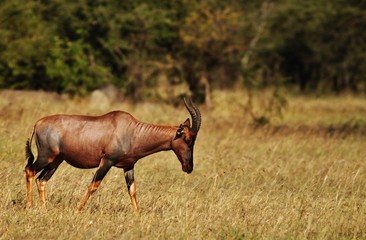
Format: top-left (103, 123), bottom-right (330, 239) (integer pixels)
top-left (183, 118), bottom-right (190, 127)
top-left (174, 124), bottom-right (184, 140)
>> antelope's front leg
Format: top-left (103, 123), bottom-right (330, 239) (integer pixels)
top-left (77, 158), bottom-right (113, 211)
top-left (124, 168), bottom-right (138, 211)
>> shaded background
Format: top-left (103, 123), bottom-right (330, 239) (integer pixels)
top-left (0, 0), bottom-right (365, 103)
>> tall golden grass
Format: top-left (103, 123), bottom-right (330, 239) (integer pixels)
top-left (0, 90), bottom-right (365, 239)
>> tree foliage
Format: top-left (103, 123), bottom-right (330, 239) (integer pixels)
top-left (255, 0), bottom-right (366, 92)
top-left (0, 0), bottom-right (365, 97)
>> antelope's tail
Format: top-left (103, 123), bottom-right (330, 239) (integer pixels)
top-left (25, 126), bottom-right (35, 167)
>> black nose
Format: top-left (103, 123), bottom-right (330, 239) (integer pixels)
top-left (183, 165), bottom-right (193, 174)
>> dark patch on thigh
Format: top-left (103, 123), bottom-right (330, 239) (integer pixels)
top-left (36, 126), bottom-right (62, 155)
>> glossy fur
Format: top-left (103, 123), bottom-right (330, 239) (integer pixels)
top-left (25, 98), bottom-right (201, 211)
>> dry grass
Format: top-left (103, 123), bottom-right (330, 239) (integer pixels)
top-left (0, 89), bottom-right (365, 239)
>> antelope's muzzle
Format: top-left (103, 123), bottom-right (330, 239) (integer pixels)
top-left (183, 148), bottom-right (193, 174)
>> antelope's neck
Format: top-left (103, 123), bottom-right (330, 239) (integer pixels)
top-left (133, 122), bottom-right (177, 158)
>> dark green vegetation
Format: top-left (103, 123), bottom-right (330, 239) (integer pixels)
top-left (1, 0), bottom-right (365, 99)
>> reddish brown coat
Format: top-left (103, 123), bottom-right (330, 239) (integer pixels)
top-left (24, 98), bottom-right (201, 211)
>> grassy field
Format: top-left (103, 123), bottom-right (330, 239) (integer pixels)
top-left (0, 90), bottom-right (365, 239)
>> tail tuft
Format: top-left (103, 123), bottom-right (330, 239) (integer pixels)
top-left (25, 138), bottom-right (34, 167)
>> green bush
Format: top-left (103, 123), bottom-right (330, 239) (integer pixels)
top-left (0, 0), bottom-right (365, 98)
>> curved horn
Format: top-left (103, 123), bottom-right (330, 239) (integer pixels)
top-left (184, 97), bottom-right (201, 134)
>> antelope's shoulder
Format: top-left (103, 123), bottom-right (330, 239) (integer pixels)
top-left (103, 111), bottom-right (138, 123)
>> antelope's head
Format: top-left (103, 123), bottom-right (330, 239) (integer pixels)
top-left (172, 98), bottom-right (201, 174)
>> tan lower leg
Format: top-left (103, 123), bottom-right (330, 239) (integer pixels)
top-left (36, 179), bottom-right (47, 209)
top-left (77, 180), bottom-right (101, 211)
top-left (129, 182), bottom-right (139, 211)
top-left (25, 167), bottom-right (35, 208)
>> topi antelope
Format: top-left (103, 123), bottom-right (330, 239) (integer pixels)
top-left (25, 98), bottom-right (201, 211)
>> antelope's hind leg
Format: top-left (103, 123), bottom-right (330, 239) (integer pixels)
top-left (25, 166), bottom-right (36, 208)
top-left (36, 158), bottom-right (62, 209)
top-left (25, 155), bottom-right (54, 208)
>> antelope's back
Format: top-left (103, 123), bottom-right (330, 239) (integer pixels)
top-left (33, 111), bottom-right (138, 168)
